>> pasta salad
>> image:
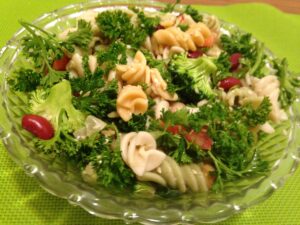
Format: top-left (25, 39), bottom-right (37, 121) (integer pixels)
top-left (8, 1), bottom-right (300, 196)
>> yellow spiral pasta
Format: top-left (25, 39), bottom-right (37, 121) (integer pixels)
top-left (159, 13), bottom-right (197, 28)
top-left (150, 68), bottom-right (178, 101)
top-left (116, 51), bottom-right (178, 101)
top-left (151, 22), bottom-right (212, 55)
top-left (186, 22), bottom-right (212, 47)
top-left (116, 51), bottom-right (151, 85)
top-left (137, 156), bottom-right (214, 193)
top-left (151, 26), bottom-right (197, 53)
top-left (116, 85), bottom-right (148, 121)
top-left (159, 13), bottom-right (177, 28)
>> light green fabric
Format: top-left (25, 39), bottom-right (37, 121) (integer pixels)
top-left (0, 1), bottom-right (300, 225)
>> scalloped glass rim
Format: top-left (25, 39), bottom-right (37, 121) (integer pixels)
top-left (0, 0), bottom-right (300, 224)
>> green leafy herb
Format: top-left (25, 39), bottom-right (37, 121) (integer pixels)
top-left (114, 114), bottom-right (149, 132)
top-left (273, 58), bottom-right (300, 108)
top-left (178, 24), bottom-right (189, 31)
top-left (220, 32), bottom-right (267, 78)
top-left (212, 52), bottom-right (231, 86)
top-left (65, 19), bottom-right (93, 51)
top-left (160, 0), bottom-right (180, 13)
top-left (161, 108), bottom-right (189, 127)
top-left (169, 137), bottom-right (192, 164)
top-left (8, 68), bottom-right (42, 92)
top-left (234, 97), bottom-right (272, 127)
top-left (184, 5), bottom-right (203, 22)
top-left (91, 136), bottom-right (136, 189)
top-left (142, 49), bottom-right (177, 93)
top-left (97, 41), bottom-right (127, 74)
top-left (220, 33), bottom-right (253, 56)
top-left (96, 10), bottom-right (147, 47)
top-left (72, 79), bottom-right (118, 118)
top-left (19, 21), bottom-right (67, 87)
top-left (130, 7), bottom-right (160, 35)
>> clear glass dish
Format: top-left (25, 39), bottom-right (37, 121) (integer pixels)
top-left (0, 0), bottom-right (299, 224)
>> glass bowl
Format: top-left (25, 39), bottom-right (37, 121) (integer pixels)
top-left (0, 0), bottom-right (299, 224)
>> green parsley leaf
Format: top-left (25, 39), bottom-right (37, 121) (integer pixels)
top-left (8, 68), bottom-right (42, 92)
top-left (184, 5), bottom-right (203, 22)
top-left (65, 19), bottom-right (93, 51)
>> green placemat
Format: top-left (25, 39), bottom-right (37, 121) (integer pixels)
top-left (0, 1), bottom-right (300, 225)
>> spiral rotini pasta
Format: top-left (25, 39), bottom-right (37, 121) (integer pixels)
top-left (116, 85), bottom-right (148, 121)
top-left (120, 131), bottom-right (166, 176)
top-left (159, 13), bottom-right (177, 28)
top-left (159, 13), bottom-right (197, 28)
top-left (116, 51), bottom-right (178, 101)
top-left (150, 68), bottom-right (178, 101)
top-left (154, 98), bottom-right (170, 119)
top-left (221, 86), bottom-right (264, 108)
top-left (116, 51), bottom-right (151, 85)
top-left (151, 22), bottom-right (212, 55)
top-left (157, 46), bottom-right (185, 60)
top-left (152, 26), bottom-right (197, 54)
top-left (67, 53), bottom-right (99, 78)
top-left (203, 14), bottom-right (220, 34)
top-left (78, 10), bottom-right (100, 34)
top-left (137, 156), bottom-right (214, 193)
top-left (249, 75), bottom-right (287, 122)
top-left (206, 45), bottom-right (222, 57)
top-left (186, 22), bottom-right (212, 47)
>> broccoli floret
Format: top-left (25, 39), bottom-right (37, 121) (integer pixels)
top-left (28, 79), bottom-right (86, 155)
top-left (169, 53), bottom-right (217, 103)
top-left (29, 79), bottom-right (85, 132)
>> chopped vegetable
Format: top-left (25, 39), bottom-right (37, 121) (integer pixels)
top-left (29, 79), bottom-right (85, 132)
top-left (273, 58), bottom-right (300, 108)
top-left (96, 10), bottom-right (148, 47)
top-left (52, 54), bottom-right (70, 71)
top-left (8, 68), bottom-right (42, 92)
top-left (169, 53), bottom-right (217, 102)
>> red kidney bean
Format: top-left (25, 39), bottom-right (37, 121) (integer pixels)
top-left (230, 53), bottom-right (242, 71)
top-left (22, 114), bottom-right (54, 140)
top-left (219, 76), bottom-right (241, 91)
top-left (188, 50), bottom-right (203, 58)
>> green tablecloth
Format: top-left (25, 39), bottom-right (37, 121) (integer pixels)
top-left (0, 1), bottom-right (300, 224)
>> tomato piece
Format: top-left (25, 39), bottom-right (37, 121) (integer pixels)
top-left (219, 76), bottom-right (241, 92)
top-left (167, 125), bottom-right (185, 135)
top-left (177, 14), bottom-right (185, 23)
top-left (185, 129), bottom-right (213, 150)
top-left (52, 54), bottom-right (70, 71)
top-left (188, 50), bottom-right (203, 58)
top-left (203, 34), bottom-right (215, 48)
top-left (22, 114), bottom-right (54, 140)
top-left (230, 53), bottom-right (242, 71)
